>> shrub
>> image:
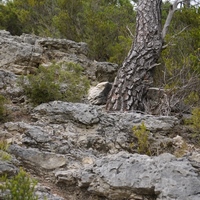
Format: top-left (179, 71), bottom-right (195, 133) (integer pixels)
top-left (0, 94), bottom-right (6, 121)
top-left (184, 107), bottom-right (200, 145)
top-left (0, 140), bottom-right (11, 161)
top-left (132, 122), bottom-right (151, 155)
top-left (0, 168), bottom-right (38, 200)
top-left (19, 62), bottom-right (90, 105)
top-left (189, 107), bottom-right (200, 131)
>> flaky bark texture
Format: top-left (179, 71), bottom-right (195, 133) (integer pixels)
top-left (106, 0), bottom-right (163, 112)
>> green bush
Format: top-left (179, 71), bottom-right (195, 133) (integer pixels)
top-left (0, 140), bottom-right (11, 161)
top-left (0, 168), bottom-right (38, 200)
top-left (184, 107), bottom-right (200, 145)
top-left (19, 62), bottom-right (90, 105)
top-left (132, 122), bottom-right (151, 155)
top-left (0, 94), bottom-right (6, 121)
top-left (189, 107), bottom-right (200, 131)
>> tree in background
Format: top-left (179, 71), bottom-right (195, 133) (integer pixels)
top-left (53, 0), bottom-right (136, 63)
top-left (106, 0), bottom-right (200, 113)
top-left (81, 0), bottom-right (135, 63)
top-left (157, 5), bottom-right (200, 113)
top-left (0, 1), bottom-right (22, 35)
top-left (7, 0), bottom-right (59, 36)
top-left (0, 0), bottom-right (135, 64)
top-left (53, 0), bottom-right (84, 41)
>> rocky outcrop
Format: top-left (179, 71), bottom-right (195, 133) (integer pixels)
top-left (1, 31), bottom-right (200, 200)
top-left (60, 152), bottom-right (200, 200)
top-left (0, 101), bottom-right (199, 199)
top-left (0, 30), bottom-right (118, 82)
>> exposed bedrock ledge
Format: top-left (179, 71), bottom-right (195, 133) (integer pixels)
top-left (32, 101), bottom-right (179, 132)
top-left (0, 30), bottom-right (118, 82)
top-left (8, 144), bottom-right (200, 199)
top-left (2, 100), bottom-right (200, 200)
top-left (32, 101), bottom-right (100, 125)
top-left (9, 145), bottom-right (66, 170)
top-left (55, 152), bottom-right (200, 200)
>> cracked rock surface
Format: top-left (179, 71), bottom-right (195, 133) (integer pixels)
top-left (0, 31), bottom-right (200, 200)
top-left (1, 101), bottom-right (199, 200)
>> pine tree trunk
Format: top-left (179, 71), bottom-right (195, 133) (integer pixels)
top-left (106, 0), bottom-right (163, 112)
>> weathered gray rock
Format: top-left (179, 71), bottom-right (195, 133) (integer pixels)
top-left (0, 160), bottom-right (18, 176)
top-left (55, 152), bottom-right (200, 200)
top-left (0, 31), bottom-right (43, 74)
top-left (0, 70), bottom-right (23, 100)
top-left (32, 101), bottom-right (178, 131)
top-left (35, 184), bottom-right (65, 200)
top-left (95, 61), bottom-right (118, 82)
top-left (29, 101), bottom-right (178, 155)
top-left (1, 30), bottom-right (200, 200)
top-left (32, 101), bottom-right (100, 125)
top-left (9, 145), bottom-right (66, 170)
top-left (88, 82), bottom-right (112, 105)
top-left (0, 30), bottom-right (118, 82)
top-left (1, 100), bottom-right (200, 200)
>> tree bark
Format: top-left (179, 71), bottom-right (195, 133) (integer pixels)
top-left (106, 0), bottom-right (163, 112)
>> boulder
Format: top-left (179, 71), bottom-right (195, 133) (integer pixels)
top-left (88, 82), bottom-right (112, 105)
top-left (29, 101), bottom-right (178, 155)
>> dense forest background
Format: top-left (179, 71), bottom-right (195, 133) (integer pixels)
top-left (0, 0), bottom-right (199, 110)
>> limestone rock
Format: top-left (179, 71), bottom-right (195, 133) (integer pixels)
top-left (0, 30), bottom-right (43, 74)
top-left (1, 30), bottom-right (200, 200)
top-left (94, 61), bottom-right (118, 82)
top-left (9, 145), bottom-right (66, 170)
top-left (0, 30), bottom-right (118, 82)
top-left (29, 101), bottom-right (178, 155)
top-left (56, 152), bottom-right (200, 200)
top-left (1, 100), bottom-right (200, 199)
top-left (88, 82), bottom-right (112, 105)
top-left (32, 101), bottom-right (100, 125)
top-left (35, 184), bottom-right (65, 200)
top-left (0, 70), bottom-right (23, 100)
top-left (0, 160), bottom-right (18, 176)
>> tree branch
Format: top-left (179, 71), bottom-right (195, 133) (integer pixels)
top-left (162, 0), bottom-right (182, 40)
top-left (162, 25), bottom-right (190, 49)
top-left (126, 25), bottom-right (134, 38)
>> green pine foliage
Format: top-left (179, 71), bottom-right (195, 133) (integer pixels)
top-left (0, 168), bottom-right (38, 200)
top-left (157, 6), bottom-right (200, 109)
top-left (189, 107), bottom-right (200, 132)
top-left (0, 139), bottom-right (11, 161)
top-left (0, 1), bottom-right (22, 35)
top-left (81, 0), bottom-right (135, 64)
top-left (132, 122), bottom-right (151, 155)
top-left (0, 0), bottom-right (136, 64)
top-left (20, 62), bottom-right (90, 105)
top-left (0, 94), bottom-right (6, 122)
top-left (185, 107), bottom-right (200, 145)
